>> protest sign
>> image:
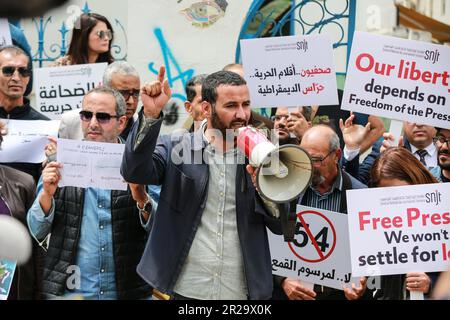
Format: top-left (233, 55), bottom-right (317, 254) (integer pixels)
top-left (0, 120), bottom-right (59, 163)
top-left (240, 35), bottom-right (338, 108)
top-left (342, 31), bottom-right (450, 129)
top-left (35, 63), bottom-right (107, 119)
top-left (347, 183), bottom-right (450, 277)
top-left (268, 205), bottom-right (358, 290)
top-left (0, 19), bottom-right (12, 46)
top-left (57, 138), bottom-right (127, 191)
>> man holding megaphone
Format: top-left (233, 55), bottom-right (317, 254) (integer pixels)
top-left (121, 69), bottom-right (315, 300)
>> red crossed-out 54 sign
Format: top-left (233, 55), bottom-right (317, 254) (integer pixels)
top-left (288, 210), bottom-right (337, 263)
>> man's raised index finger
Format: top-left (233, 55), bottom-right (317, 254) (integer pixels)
top-left (158, 66), bottom-right (166, 83)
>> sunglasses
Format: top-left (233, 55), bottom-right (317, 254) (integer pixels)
top-left (118, 89), bottom-right (140, 101)
top-left (2, 66), bottom-right (31, 77)
top-left (96, 29), bottom-right (113, 40)
top-left (79, 110), bottom-right (121, 124)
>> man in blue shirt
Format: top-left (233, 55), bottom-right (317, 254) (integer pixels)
top-left (27, 86), bottom-right (156, 300)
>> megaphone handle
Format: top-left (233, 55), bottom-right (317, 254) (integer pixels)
top-left (281, 201), bottom-right (298, 242)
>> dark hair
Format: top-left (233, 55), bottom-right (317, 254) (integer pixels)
top-left (67, 13), bottom-right (114, 65)
top-left (301, 106), bottom-right (312, 122)
top-left (185, 74), bottom-right (207, 102)
top-left (370, 147), bottom-right (438, 187)
top-left (201, 71), bottom-right (246, 107)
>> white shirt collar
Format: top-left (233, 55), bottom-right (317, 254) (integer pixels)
top-left (410, 142), bottom-right (437, 157)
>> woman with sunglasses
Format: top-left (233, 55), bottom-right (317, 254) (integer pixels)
top-left (370, 147), bottom-right (438, 299)
top-left (52, 13), bottom-right (114, 66)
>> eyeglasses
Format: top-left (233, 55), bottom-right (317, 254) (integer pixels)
top-left (79, 110), bottom-right (120, 124)
top-left (118, 89), bottom-right (140, 101)
top-left (2, 66), bottom-right (31, 78)
top-left (310, 150), bottom-right (334, 165)
top-left (272, 115), bottom-right (289, 122)
top-left (96, 30), bottom-right (113, 40)
top-left (433, 135), bottom-right (450, 147)
top-left (271, 113), bottom-right (302, 122)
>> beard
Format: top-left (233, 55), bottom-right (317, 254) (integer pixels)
top-left (439, 150), bottom-right (450, 170)
top-left (211, 110), bottom-right (247, 140)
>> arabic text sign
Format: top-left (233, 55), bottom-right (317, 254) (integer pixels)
top-left (35, 63), bottom-right (107, 120)
top-left (347, 183), bottom-right (450, 277)
top-left (342, 31), bottom-right (450, 129)
top-left (57, 138), bottom-right (127, 191)
top-left (268, 205), bottom-right (357, 290)
top-left (240, 35), bottom-right (338, 108)
top-left (0, 19), bottom-right (12, 47)
top-left (0, 120), bottom-right (59, 163)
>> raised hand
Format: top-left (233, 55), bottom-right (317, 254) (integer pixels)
top-left (340, 113), bottom-right (371, 150)
top-left (141, 66), bottom-right (172, 119)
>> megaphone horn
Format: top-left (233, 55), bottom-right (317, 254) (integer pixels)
top-left (237, 126), bottom-right (312, 204)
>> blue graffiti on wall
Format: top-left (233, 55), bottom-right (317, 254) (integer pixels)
top-left (148, 27), bottom-right (195, 125)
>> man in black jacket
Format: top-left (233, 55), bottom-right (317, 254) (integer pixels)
top-left (0, 45), bottom-right (49, 182)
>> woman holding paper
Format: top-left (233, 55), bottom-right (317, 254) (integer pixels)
top-left (52, 12), bottom-right (114, 66)
top-left (370, 147), bottom-right (438, 299)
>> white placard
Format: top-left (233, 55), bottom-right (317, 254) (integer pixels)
top-left (347, 183), bottom-right (450, 277)
top-left (268, 205), bottom-right (358, 290)
top-left (0, 19), bottom-right (12, 46)
top-left (57, 138), bottom-right (127, 191)
top-left (0, 120), bottom-right (59, 163)
top-left (342, 31), bottom-right (450, 129)
top-left (240, 35), bottom-right (338, 108)
top-left (35, 63), bottom-right (107, 120)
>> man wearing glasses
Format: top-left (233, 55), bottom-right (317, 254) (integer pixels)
top-left (0, 45), bottom-right (49, 182)
top-left (272, 106), bottom-right (312, 145)
top-left (28, 86), bottom-right (156, 299)
top-left (58, 61), bottom-right (141, 141)
top-left (277, 125), bottom-right (370, 301)
top-left (431, 128), bottom-right (450, 183)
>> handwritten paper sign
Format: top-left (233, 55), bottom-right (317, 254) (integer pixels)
top-left (57, 138), bottom-right (127, 191)
top-left (0, 120), bottom-right (59, 163)
top-left (0, 19), bottom-right (12, 47)
top-left (240, 35), bottom-right (338, 108)
top-left (342, 31), bottom-right (450, 129)
top-left (347, 183), bottom-right (450, 277)
top-left (35, 63), bottom-right (107, 120)
top-left (268, 205), bottom-right (357, 290)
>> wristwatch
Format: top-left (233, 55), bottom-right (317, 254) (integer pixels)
top-left (136, 193), bottom-right (152, 216)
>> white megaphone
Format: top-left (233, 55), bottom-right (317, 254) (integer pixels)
top-left (0, 215), bottom-right (32, 265)
top-left (237, 126), bottom-right (312, 203)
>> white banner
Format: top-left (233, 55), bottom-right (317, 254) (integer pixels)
top-left (0, 120), bottom-right (59, 163)
top-left (241, 35), bottom-right (338, 108)
top-left (342, 31), bottom-right (450, 129)
top-left (347, 183), bottom-right (450, 277)
top-left (35, 63), bottom-right (107, 120)
top-left (268, 205), bottom-right (358, 290)
top-left (57, 138), bottom-right (127, 191)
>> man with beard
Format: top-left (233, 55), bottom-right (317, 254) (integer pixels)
top-left (430, 128), bottom-right (450, 183)
top-left (276, 125), bottom-right (370, 301)
top-left (121, 69), bottom-right (283, 300)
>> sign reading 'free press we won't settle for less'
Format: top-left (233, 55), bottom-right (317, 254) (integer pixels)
top-left (342, 31), bottom-right (450, 129)
top-left (347, 183), bottom-right (450, 277)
